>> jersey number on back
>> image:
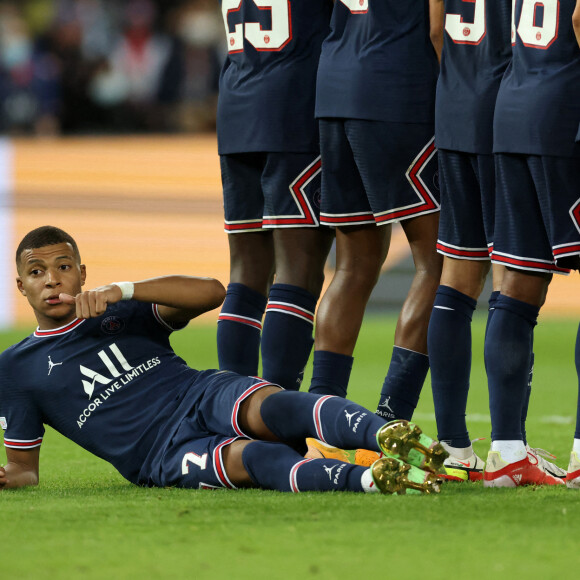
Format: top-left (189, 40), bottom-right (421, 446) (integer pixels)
top-left (445, 0), bottom-right (486, 45)
top-left (339, 0), bottom-right (369, 13)
top-left (445, 0), bottom-right (559, 49)
top-left (222, 0), bottom-right (292, 53)
top-left (513, 0), bottom-right (559, 49)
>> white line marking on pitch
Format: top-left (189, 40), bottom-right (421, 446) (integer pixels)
top-left (412, 413), bottom-right (573, 425)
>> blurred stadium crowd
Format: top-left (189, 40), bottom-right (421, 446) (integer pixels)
top-left (0, 0), bottom-right (224, 135)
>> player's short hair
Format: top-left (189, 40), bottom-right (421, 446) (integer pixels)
top-left (16, 226), bottom-right (81, 271)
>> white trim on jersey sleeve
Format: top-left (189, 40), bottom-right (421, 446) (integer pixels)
top-left (4, 436), bottom-right (43, 449)
top-left (151, 304), bottom-right (188, 332)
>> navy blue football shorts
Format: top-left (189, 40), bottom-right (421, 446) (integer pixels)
top-left (318, 119), bottom-right (440, 227)
top-left (220, 152), bottom-right (322, 233)
top-left (492, 153), bottom-right (580, 274)
top-left (437, 150), bottom-right (495, 260)
top-left (154, 373), bottom-right (280, 489)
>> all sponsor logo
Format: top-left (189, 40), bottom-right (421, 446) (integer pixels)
top-left (80, 343), bottom-right (134, 399)
top-left (76, 343), bottom-right (161, 428)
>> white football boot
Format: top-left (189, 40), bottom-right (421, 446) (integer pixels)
top-left (526, 445), bottom-right (566, 480)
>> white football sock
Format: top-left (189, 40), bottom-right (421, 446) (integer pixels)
top-left (440, 442), bottom-right (473, 460)
top-left (573, 439), bottom-right (580, 455)
top-left (362, 469), bottom-right (379, 493)
top-left (491, 440), bottom-right (526, 463)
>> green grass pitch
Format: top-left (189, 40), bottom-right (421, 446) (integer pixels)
top-left (1, 314), bottom-right (580, 579)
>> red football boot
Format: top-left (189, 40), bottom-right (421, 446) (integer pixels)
top-left (483, 451), bottom-right (565, 487)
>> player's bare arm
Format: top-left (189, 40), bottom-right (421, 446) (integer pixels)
top-left (573, 0), bottom-right (580, 48)
top-left (60, 276), bottom-right (226, 326)
top-left (430, 0), bottom-right (445, 62)
top-left (0, 447), bottom-right (40, 490)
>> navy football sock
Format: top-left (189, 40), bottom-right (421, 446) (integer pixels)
top-left (242, 441), bottom-right (369, 492)
top-left (309, 350), bottom-right (353, 397)
top-left (376, 346), bottom-right (429, 422)
top-left (575, 323), bottom-right (580, 440)
top-left (217, 283), bottom-right (267, 376)
top-left (261, 283), bottom-right (317, 390)
top-left (484, 294), bottom-right (539, 441)
top-left (427, 286), bottom-right (477, 447)
top-left (260, 390), bottom-right (385, 451)
top-left (490, 290), bottom-right (535, 443)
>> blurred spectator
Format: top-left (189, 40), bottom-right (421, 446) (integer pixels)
top-left (0, 1), bottom-right (61, 135)
top-left (160, 0), bottom-right (222, 132)
top-left (0, 0), bottom-right (223, 135)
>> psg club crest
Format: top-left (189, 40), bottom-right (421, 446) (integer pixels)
top-left (101, 316), bottom-right (125, 335)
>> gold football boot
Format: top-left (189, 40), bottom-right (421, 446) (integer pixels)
top-left (371, 457), bottom-right (442, 495)
top-left (377, 420), bottom-right (448, 474)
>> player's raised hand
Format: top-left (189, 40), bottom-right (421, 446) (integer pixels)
top-left (59, 284), bottom-right (123, 319)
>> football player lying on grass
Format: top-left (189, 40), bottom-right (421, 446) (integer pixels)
top-left (0, 226), bottom-right (447, 495)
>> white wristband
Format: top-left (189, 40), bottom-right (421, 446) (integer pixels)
top-left (114, 281), bottom-right (134, 301)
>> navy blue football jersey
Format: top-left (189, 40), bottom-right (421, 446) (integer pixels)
top-left (217, 0), bottom-right (333, 155)
top-left (315, 0), bottom-right (439, 123)
top-left (494, 0), bottom-right (580, 157)
top-left (0, 302), bottom-right (207, 485)
top-left (435, 0), bottom-right (512, 153)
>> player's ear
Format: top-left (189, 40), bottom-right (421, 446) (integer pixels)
top-left (16, 277), bottom-right (26, 296)
top-left (80, 264), bottom-right (86, 287)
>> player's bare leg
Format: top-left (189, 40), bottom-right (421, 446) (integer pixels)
top-left (394, 213), bottom-right (443, 352)
top-left (440, 257), bottom-right (491, 301)
top-left (260, 227), bottom-right (335, 389)
top-left (500, 268), bottom-right (551, 307)
top-left (273, 228), bottom-right (334, 296)
top-left (315, 224), bottom-right (390, 355)
top-left (308, 224), bottom-right (390, 398)
top-left (228, 231), bottom-right (275, 293)
top-left (217, 231), bottom-right (275, 376)
top-left (374, 213), bottom-right (442, 425)
top-left (491, 263), bottom-right (504, 292)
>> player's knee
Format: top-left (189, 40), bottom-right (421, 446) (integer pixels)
top-left (222, 440), bottom-right (256, 488)
top-left (501, 268), bottom-right (551, 307)
top-left (238, 385), bottom-right (283, 440)
top-left (259, 390), bottom-right (314, 437)
top-left (274, 263), bottom-right (326, 297)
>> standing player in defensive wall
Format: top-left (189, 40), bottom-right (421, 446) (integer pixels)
top-left (427, 0), bottom-right (565, 483)
top-left (0, 225), bottom-right (449, 495)
top-left (215, 1), bottom-right (335, 391)
top-left (309, 0), bottom-right (443, 424)
top-left (483, 0), bottom-right (580, 488)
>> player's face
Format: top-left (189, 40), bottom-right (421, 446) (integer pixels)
top-left (16, 242), bottom-right (86, 329)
